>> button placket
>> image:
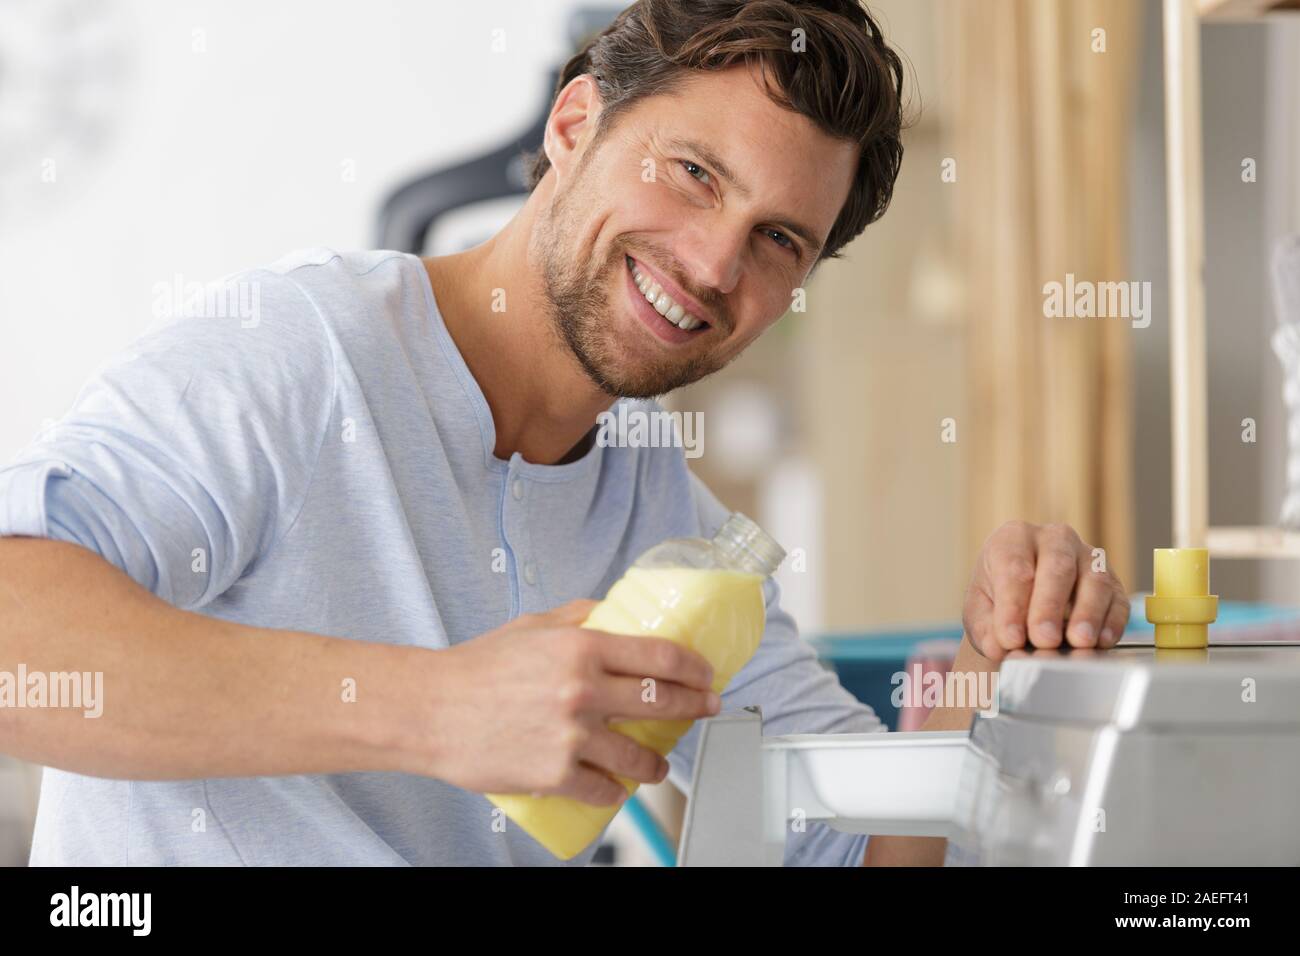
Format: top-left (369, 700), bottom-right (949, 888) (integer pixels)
top-left (507, 471), bottom-right (539, 599)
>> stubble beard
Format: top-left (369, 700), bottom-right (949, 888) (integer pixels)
top-left (534, 184), bottom-right (728, 400)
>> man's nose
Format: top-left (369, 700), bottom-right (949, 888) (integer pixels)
top-left (673, 219), bottom-right (747, 299)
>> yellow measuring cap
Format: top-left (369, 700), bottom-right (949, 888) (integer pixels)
top-left (1144, 548), bottom-right (1218, 648)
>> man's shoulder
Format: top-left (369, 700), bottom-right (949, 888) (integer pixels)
top-left (260, 247), bottom-right (409, 281)
top-left (237, 247), bottom-right (429, 353)
top-left (145, 248), bottom-right (412, 341)
top-left (253, 247), bottom-right (415, 304)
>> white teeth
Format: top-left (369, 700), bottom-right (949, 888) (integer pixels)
top-left (629, 263), bottom-right (705, 332)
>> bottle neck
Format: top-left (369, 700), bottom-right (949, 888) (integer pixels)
top-left (711, 513), bottom-right (786, 576)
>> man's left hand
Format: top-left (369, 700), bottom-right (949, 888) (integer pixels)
top-left (961, 521), bottom-right (1130, 661)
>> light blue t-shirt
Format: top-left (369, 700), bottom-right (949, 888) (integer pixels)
top-left (0, 248), bottom-right (884, 866)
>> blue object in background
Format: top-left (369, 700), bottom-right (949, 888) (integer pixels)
top-left (1123, 599), bottom-right (1300, 634)
top-left (809, 627), bottom-right (961, 731)
top-left (621, 794), bottom-right (677, 867)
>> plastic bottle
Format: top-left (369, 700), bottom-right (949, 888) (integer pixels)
top-left (486, 512), bottom-right (786, 859)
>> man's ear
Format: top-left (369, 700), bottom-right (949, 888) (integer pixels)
top-left (542, 74), bottom-right (601, 187)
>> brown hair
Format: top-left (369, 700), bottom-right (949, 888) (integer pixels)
top-left (524, 0), bottom-right (908, 262)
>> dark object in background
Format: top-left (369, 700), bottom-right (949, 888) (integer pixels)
top-left (375, 7), bottom-right (622, 254)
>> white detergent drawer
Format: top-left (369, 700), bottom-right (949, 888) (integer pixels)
top-left (763, 731), bottom-right (970, 838)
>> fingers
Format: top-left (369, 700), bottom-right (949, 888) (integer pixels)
top-left (1100, 591), bottom-right (1131, 648)
top-left (961, 583), bottom-right (1005, 661)
top-left (499, 599), bottom-right (599, 634)
top-left (986, 522), bottom-right (1038, 652)
top-left (546, 599), bottom-right (600, 626)
top-left (546, 722), bottom-right (671, 805)
top-left (577, 724), bottom-right (670, 787)
top-left (595, 674), bottom-right (720, 721)
top-left (977, 521), bottom-right (1133, 656)
top-left (550, 762), bottom-right (631, 806)
top-left (1065, 560), bottom-right (1117, 648)
top-left (1024, 525), bottom-right (1081, 648)
top-left (589, 631), bottom-right (716, 692)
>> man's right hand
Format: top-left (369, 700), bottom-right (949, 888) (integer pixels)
top-left (419, 599), bottom-right (720, 806)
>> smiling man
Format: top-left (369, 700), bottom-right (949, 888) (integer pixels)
top-left (0, 0), bottom-right (1128, 867)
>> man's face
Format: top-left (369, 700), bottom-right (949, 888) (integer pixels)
top-left (533, 64), bottom-right (858, 398)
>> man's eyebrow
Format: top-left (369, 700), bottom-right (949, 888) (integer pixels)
top-left (665, 137), bottom-right (751, 198)
top-left (664, 136), bottom-right (826, 257)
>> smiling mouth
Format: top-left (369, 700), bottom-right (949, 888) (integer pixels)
top-left (625, 255), bottom-right (710, 333)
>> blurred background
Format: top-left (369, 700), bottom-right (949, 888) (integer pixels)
top-left (2, 0), bottom-right (1300, 865)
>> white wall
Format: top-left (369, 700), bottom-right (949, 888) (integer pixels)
top-left (0, 0), bottom-right (585, 460)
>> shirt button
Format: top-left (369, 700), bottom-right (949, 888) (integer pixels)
top-left (511, 479), bottom-right (524, 501)
top-left (523, 561), bottom-right (537, 585)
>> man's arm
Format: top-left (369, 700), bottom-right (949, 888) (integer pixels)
top-left (0, 536), bottom-right (430, 779)
top-left (0, 536), bottom-right (718, 804)
top-left (861, 631), bottom-right (993, 866)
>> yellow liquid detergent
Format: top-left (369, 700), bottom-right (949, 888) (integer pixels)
top-left (486, 515), bottom-right (782, 860)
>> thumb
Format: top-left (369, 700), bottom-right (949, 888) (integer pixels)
top-left (545, 598), bottom-right (599, 626)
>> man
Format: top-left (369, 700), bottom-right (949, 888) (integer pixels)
top-left (0, 0), bottom-right (1129, 866)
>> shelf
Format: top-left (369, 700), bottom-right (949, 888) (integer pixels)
top-left (1165, 0), bottom-right (1298, 560)
top-left (1199, 0), bottom-right (1300, 20)
top-left (1207, 525), bottom-right (1300, 558)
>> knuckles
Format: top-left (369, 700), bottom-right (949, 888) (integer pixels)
top-left (619, 735), bottom-right (654, 775)
top-left (558, 629), bottom-right (597, 665)
top-left (993, 519), bottom-right (1033, 541)
top-left (1042, 549), bottom-right (1079, 579)
top-left (555, 678), bottom-right (594, 714)
top-left (1040, 521), bottom-right (1077, 543)
top-left (1004, 559), bottom-right (1037, 586)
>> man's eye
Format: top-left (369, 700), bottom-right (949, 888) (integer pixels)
top-left (680, 160), bottom-right (711, 185)
top-left (764, 228), bottom-right (795, 251)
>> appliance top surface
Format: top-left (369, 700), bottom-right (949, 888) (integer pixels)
top-left (990, 642), bottom-right (1300, 728)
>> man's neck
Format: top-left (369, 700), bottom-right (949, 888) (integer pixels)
top-left (420, 192), bottom-right (614, 467)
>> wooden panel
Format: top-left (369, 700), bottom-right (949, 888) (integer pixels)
top-left (1208, 525), bottom-right (1300, 558)
top-left (1164, 0), bottom-right (1210, 547)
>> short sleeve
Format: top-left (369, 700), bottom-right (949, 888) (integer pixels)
top-left (665, 470), bottom-right (887, 866)
top-left (0, 269), bottom-right (336, 610)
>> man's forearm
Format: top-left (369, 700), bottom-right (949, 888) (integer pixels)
top-left (0, 537), bottom-right (431, 780)
top-left (863, 633), bottom-right (995, 866)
